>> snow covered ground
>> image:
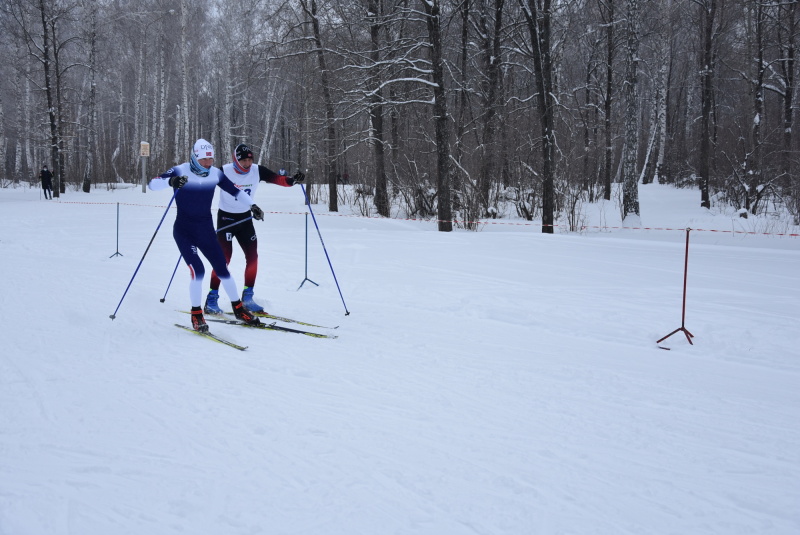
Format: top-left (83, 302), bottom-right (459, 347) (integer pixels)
top-left (1, 181), bottom-right (798, 534)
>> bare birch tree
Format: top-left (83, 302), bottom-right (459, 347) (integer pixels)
top-left (697, 0), bottom-right (717, 209)
top-left (420, 0), bottom-right (453, 231)
top-left (81, 0), bottom-right (97, 193)
top-left (180, 0), bottom-right (190, 156)
top-left (476, 0), bottom-right (506, 215)
top-left (599, 0), bottom-right (616, 201)
top-left (519, 0), bottom-right (555, 233)
top-left (621, 0), bottom-right (640, 220)
top-left (301, 0), bottom-right (340, 212)
top-left (367, 0), bottom-right (390, 217)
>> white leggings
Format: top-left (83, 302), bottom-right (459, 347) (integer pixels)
top-left (189, 275), bottom-right (238, 308)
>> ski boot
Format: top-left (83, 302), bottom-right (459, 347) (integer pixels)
top-left (204, 289), bottom-right (223, 315)
top-left (232, 300), bottom-right (261, 325)
top-left (241, 287), bottom-right (264, 313)
top-left (191, 306), bottom-right (209, 332)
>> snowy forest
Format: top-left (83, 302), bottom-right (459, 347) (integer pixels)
top-left (1, 0), bottom-right (799, 232)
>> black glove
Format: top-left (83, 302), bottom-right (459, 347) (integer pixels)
top-left (291, 171), bottom-right (305, 184)
top-left (251, 204), bottom-right (264, 221)
top-left (169, 175), bottom-right (188, 188)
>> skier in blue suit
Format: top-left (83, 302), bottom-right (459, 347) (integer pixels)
top-left (149, 138), bottom-right (263, 332)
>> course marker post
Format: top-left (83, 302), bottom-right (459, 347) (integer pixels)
top-left (657, 228), bottom-right (695, 347)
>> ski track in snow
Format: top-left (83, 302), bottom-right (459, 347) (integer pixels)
top-left (1, 183), bottom-right (799, 534)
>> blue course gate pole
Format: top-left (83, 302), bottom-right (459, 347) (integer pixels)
top-left (297, 212), bottom-right (319, 290)
top-left (109, 190), bottom-right (177, 320)
top-left (299, 184), bottom-right (350, 315)
top-left (110, 202), bottom-right (123, 258)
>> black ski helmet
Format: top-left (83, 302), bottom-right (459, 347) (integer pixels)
top-left (234, 143), bottom-right (254, 161)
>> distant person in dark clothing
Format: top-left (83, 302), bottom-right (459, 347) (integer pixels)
top-left (40, 166), bottom-right (53, 199)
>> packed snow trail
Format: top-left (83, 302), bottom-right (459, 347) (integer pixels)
top-left (1, 184), bottom-right (798, 534)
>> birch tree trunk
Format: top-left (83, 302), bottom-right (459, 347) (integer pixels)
top-left (779, 0), bottom-right (796, 192)
top-left (601, 0), bottom-right (615, 201)
top-left (699, 0), bottom-right (717, 209)
top-left (367, 0), bottom-right (390, 217)
top-left (24, 67), bottom-right (33, 181)
top-left (778, 1), bottom-right (798, 223)
top-left (422, 0), bottom-right (453, 232)
top-left (259, 83), bottom-right (283, 164)
top-left (477, 0), bottom-right (505, 214)
top-left (303, 0), bottom-right (339, 211)
top-left (222, 59), bottom-right (233, 157)
top-left (134, 24), bottom-right (145, 173)
top-left (621, 0), bottom-right (640, 219)
top-left (82, 2), bottom-right (97, 193)
top-left (112, 76), bottom-right (125, 181)
top-left (157, 33), bottom-right (168, 168)
top-left (520, 0), bottom-right (556, 233)
top-left (180, 0), bottom-right (190, 154)
top-left (52, 15), bottom-right (67, 194)
top-left (14, 79), bottom-right (25, 182)
top-left (746, 0), bottom-right (765, 215)
top-left (639, 1), bottom-right (670, 186)
top-left (651, 61), bottom-right (669, 184)
top-left (174, 105), bottom-right (181, 165)
top-left (453, 0), bottom-right (471, 194)
top-left (653, 2), bottom-right (671, 184)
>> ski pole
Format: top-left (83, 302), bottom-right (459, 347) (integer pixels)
top-left (159, 215), bottom-right (255, 304)
top-left (299, 184), bottom-right (350, 315)
top-left (110, 190), bottom-right (177, 319)
top-left (216, 216), bottom-right (253, 233)
top-left (159, 255), bottom-right (183, 303)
